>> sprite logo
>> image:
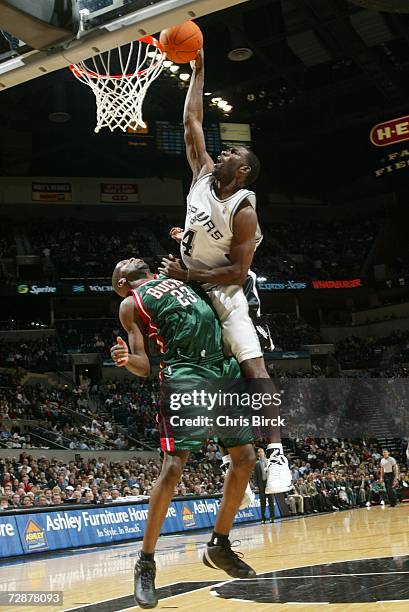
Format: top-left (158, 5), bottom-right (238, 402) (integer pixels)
top-left (17, 284), bottom-right (29, 294)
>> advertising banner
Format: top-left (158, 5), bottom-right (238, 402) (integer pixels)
top-left (370, 116), bottom-right (409, 179)
top-left (16, 283), bottom-right (57, 295)
top-left (370, 115), bottom-right (409, 147)
top-left (32, 183), bottom-right (72, 202)
top-left (3, 495), bottom-right (266, 559)
top-left (6, 279), bottom-right (365, 297)
top-left (100, 183), bottom-right (139, 203)
top-left (0, 515), bottom-right (22, 557)
top-left (270, 351), bottom-right (310, 360)
top-left (258, 280), bottom-right (308, 291)
top-left (311, 279), bottom-right (362, 289)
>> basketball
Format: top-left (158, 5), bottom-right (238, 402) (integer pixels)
top-left (159, 21), bottom-right (203, 64)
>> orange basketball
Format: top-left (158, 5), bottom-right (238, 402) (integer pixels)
top-left (159, 21), bottom-right (203, 64)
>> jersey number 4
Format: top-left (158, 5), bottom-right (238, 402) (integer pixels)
top-left (181, 230), bottom-right (196, 257)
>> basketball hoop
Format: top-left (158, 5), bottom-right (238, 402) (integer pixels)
top-left (69, 36), bottom-right (165, 133)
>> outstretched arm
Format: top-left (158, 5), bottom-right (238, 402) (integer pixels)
top-left (159, 201), bottom-right (257, 286)
top-left (184, 49), bottom-right (214, 183)
top-left (110, 296), bottom-right (151, 378)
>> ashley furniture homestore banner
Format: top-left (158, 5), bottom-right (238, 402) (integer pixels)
top-left (0, 495), bottom-right (269, 559)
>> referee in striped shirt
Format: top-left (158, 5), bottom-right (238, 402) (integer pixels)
top-left (380, 449), bottom-right (399, 508)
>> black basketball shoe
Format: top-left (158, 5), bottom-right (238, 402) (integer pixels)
top-left (134, 557), bottom-right (158, 609)
top-left (203, 540), bottom-right (256, 579)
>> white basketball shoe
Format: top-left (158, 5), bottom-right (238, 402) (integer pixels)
top-left (265, 446), bottom-right (292, 494)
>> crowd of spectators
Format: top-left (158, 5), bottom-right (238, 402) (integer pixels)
top-left (251, 219), bottom-right (378, 281)
top-left (0, 221), bottom-right (17, 260)
top-left (0, 378), bottom-right (159, 451)
top-left (0, 336), bottom-right (69, 372)
top-left (0, 320), bottom-right (50, 331)
top-left (0, 220), bottom-right (17, 285)
top-left (55, 314), bottom-right (322, 359)
top-left (264, 313), bottom-right (322, 351)
top-left (91, 379), bottom-right (159, 441)
top-left (28, 219), bottom-right (157, 278)
top-left (0, 448), bottom-right (225, 509)
top-left (1, 214), bottom-right (381, 283)
top-left (0, 438), bottom-right (407, 512)
top-left (56, 319), bottom-right (122, 360)
top-left (334, 330), bottom-right (409, 370)
top-left (154, 214), bottom-right (379, 282)
top-left (284, 438), bottom-right (409, 514)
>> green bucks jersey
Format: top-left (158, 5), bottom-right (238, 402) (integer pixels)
top-left (130, 275), bottom-right (225, 367)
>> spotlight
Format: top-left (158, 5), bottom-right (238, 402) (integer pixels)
top-left (224, 104), bottom-right (233, 112)
top-left (217, 100), bottom-right (228, 108)
top-left (247, 93), bottom-right (255, 102)
top-left (49, 111), bottom-right (71, 123)
top-left (163, 60), bottom-right (173, 68)
top-left (169, 65), bottom-right (179, 73)
top-left (257, 276), bottom-right (267, 282)
top-left (179, 73), bottom-right (190, 81)
top-left (204, 92), bottom-right (212, 96)
top-left (147, 51), bottom-right (157, 58)
top-left (211, 97), bottom-right (222, 104)
top-left (228, 47), bottom-right (253, 62)
top-left (259, 90), bottom-right (266, 98)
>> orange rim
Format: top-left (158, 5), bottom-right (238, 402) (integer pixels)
top-left (69, 36), bottom-right (165, 80)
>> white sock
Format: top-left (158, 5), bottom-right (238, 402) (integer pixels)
top-left (267, 443), bottom-right (283, 453)
top-left (221, 454), bottom-right (231, 466)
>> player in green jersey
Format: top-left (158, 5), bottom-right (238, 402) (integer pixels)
top-left (111, 257), bottom-right (256, 609)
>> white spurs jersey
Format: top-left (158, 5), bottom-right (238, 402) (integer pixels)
top-left (181, 173), bottom-right (262, 282)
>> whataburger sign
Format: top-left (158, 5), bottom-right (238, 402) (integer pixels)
top-left (370, 114), bottom-right (409, 147)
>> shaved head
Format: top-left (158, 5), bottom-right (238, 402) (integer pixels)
top-left (112, 258), bottom-right (152, 297)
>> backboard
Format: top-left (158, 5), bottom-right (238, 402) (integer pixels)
top-left (0, 0), bottom-right (248, 90)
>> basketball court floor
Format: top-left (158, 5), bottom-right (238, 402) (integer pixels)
top-left (1, 505), bottom-right (408, 611)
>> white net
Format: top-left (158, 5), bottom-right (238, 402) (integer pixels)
top-left (69, 37), bottom-right (164, 133)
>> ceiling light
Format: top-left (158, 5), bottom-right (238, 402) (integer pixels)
top-left (163, 60), bottom-right (173, 68)
top-left (223, 104), bottom-right (233, 112)
top-left (228, 47), bottom-right (253, 62)
top-left (211, 97), bottom-right (222, 104)
top-left (217, 100), bottom-right (228, 108)
top-left (179, 73), bottom-right (190, 81)
top-left (147, 51), bottom-right (157, 58)
top-left (48, 111), bottom-right (71, 123)
top-left (247, 93), bottom-right (255, 102)
top-left (204, 92), bottom-right (212, 96)
top-left (169, 65), bottom-right (179, 73)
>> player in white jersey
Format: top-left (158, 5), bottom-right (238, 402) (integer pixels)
top-left (159, 49), bottom-right (291, 497)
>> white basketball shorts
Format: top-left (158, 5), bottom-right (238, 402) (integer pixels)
top-left (206, 284), bottom-right (262, 364)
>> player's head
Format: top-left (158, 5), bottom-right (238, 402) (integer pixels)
top-left (213, 146), bottom-right (260, 187)
top-left (112, 258), bottom-right (151, 297)
top-left (382, 449), bottom-right (389, 458)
